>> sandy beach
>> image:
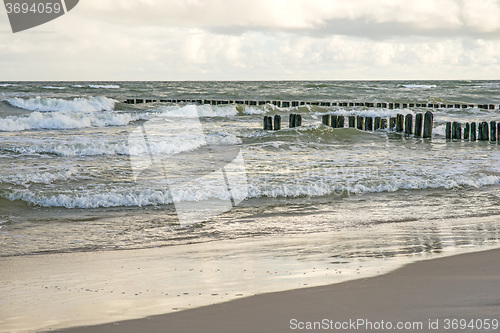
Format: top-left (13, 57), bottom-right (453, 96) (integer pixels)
top-left (1, 213), bottom-right (500, 333)
top-left (59, 247), bottom-right (500, 333)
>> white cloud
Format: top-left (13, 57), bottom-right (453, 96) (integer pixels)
top-left (1, 0), bottom-right (499, 80)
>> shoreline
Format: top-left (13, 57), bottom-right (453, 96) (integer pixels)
top-left (59, 247), bottom-right (500, 333)
top-left (1, 214), bottom-right (500, 332)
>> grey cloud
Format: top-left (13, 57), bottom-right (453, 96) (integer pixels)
top-left (207, 18), bottom-right (500, 41)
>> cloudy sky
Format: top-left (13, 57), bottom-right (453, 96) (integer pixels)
top-left (1, 0), bottom-right (500, 80)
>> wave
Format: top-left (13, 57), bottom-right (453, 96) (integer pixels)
top-left (0, 111), bottom-right (141, 132)
top-left (6, 96), bottom-right (116, 112)
top-left (87, 84), bottom-right (120, 89)
top-left (7, 140), bottom-right (131, 156)
top-left (0, 104), bottom-right (239, 133)
top-left (315, 109), bottom-right (414, 119)
top-left (4, 186), bottom-right (231, 209)
top-left (305, 83), bottom-right (328, 88)
top-left (3, 173), bottom-right (499, 209)
top-left (43, 86), bottom-right (66, 90)
top-left (6, 130), bottom-right (239, 156)
top-left (0, 168), bottom-right (77, 186)
top-left (0, 83), bottom-right (17, 87)
top-left (247, 172), bottom-right (500, 201)
top-left (400, 84), bottom-right (437, 89)
top-left (242, 107), bottom-right (268, 115)
top-left (154, 104), bottom-right (238, 118)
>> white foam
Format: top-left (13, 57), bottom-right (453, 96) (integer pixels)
top-left (7, 182), bottom-right (239, 208)
top-left (6, 169), bottom-right (499, 208)
top-left (242, 107), bottom-right (267, 115)
top-left (88, 84), bottom-right (120, 89)
top-left (0, 111), bottom-right (140, 132)
top-left (10, 140), bottom-right (131, 156)
top-left (0, 83), bottom-right (16, 87)
top-left (6, 96), bottom-right (116, 112)
top-left (43, 86), bottom-right (66, 90)
top-left (155, 104), bottom-right (238, 118)
top-left (0, 168), bottom-right (77, 185)
top-left (400, 84), bottom-right (437, 89)
top-left (6, 129), bottom-right (238, 156)
top-left (247, 173), bottom-right (500, 199)
top-left (317, 108), bottom-right (414, 118)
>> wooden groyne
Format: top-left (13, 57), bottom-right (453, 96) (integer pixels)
top-left (445, 120), bottom-right (499, 142)
top-left (267, 111), bottom-right (499, 143)
top-left (124, 98), bottom-right (499, 110)
top-left (123, 98), bottom-right (498, 142)
top-left (317, 112), bottom-right (434, 138)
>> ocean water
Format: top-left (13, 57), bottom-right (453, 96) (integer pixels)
top-left (1, 81), bottom-right (500, 258)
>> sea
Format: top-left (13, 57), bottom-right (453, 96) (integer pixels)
top-left (1, 81), bottom-right (500, 259)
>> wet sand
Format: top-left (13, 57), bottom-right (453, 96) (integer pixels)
top-left (60, 248), bottom-right (500, 333)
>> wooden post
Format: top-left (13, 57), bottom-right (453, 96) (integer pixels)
top-left (490, 121), bottom-right (497, 142)
top-left (337, 116), bottom-right (345, 128)
top-left (470, 122), bottom-right (477, 141)
top-left (389, 117), bottom-right (396, 130)
top-left (380, 118), bottom-right (388, 129)
top-left (423, 111), bottom-right (433, 138)
top-left (446, 122), bottom-right (452, 140)
top-left (404, 114), bottom-right (413, 134)
top-left (498, 122), bottom-right (500, 143)
top-left (452, 122), bottom-right (458, 139)
top-left (374, 117), bottom-right (381, 130)
top-left (263, 116), bottom-right (273, 130)
top-left (464, 123), bottom-right (470, 141)
top-left (274, 115), bottom-right (281, 131)
top-left (322, 115), bottom-right (330, 126)
top-left (295, 114), bottom-right (302, 127)
top-left (396, 114), bottom-right (404, 132)
top-left (348, 116), bottom-right (356, 128)
top-left (414, 113), bottom-right (423, 137)
top-left (357, 116), bottom-right (364, 130)
top-left (289, 114), bottom-right (296, 128)
top-left (480, 122), bottom-right (489, 141)
top-left (456, 123), bottom-right (462, 140)
top-left (365, 117), bottom-right (373, 131)
top-left (331, 115), bottom-right (338, 128)
top-left (483, 122), bottom-right (490, 141)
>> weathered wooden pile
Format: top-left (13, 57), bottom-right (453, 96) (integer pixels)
top-left (265, 112), bottom-right (435, 139)
top-left (445, 121), bottom-right (499, 142)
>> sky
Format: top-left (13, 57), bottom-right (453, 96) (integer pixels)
top-left (1, 0), bottom-right (500, 81)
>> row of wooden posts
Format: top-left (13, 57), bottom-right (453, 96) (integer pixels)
top-left (124, 98), bottom-right (499, 110)
top-left (264, 111), bottom-right (434, 138)
top-left (445, 121), bottom-right (499, 142)
top-left (264, 112), bottom-right (434, 138)
top-left (263, 114), bottom-right (302, 130)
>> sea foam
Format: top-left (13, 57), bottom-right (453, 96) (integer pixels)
top-left (42, 86), bottom-right (66, 90)
top-left (400, 84), bottom-right (437, 89)
top-left (0, 111), bottom-right (139, 132)
top-left (6, 96), bottom-right (116, 112)
top-left (88, 84), bottom-right (120, 89)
